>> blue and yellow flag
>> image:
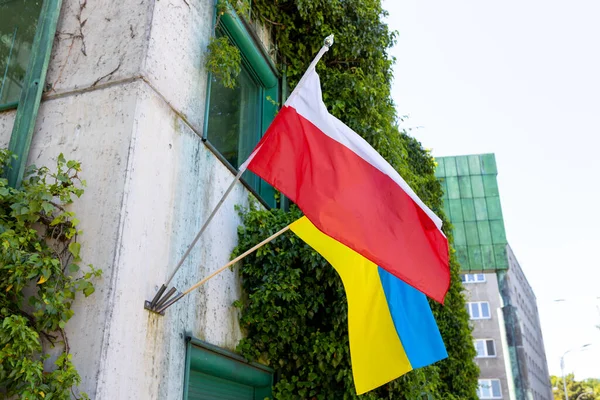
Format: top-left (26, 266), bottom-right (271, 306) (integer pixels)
top-left (290, 217), bottom-right (448, 394)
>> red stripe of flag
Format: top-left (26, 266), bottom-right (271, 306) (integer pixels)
top-left (248, 106), bottom-right (450, 303)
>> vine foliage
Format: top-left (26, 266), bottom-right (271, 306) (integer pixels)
top-left (204, 0), bottom-right (250, 89)
top-left (230, 0), bottom-right (479, 398)
top-left (0, 150), bottom-right (100, 399)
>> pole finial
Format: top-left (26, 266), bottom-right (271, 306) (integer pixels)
top-left (324, 34), bottom-right (334, 48)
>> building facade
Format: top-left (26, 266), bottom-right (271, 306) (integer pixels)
top-left (1, 0), bottom-right (282, 398)
top-left (436, 154), bottom-right (553, 400)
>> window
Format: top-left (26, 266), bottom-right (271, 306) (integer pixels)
top-left (184, 337), bottom-right (273, 399)
top-left (204, 7), bottom-right (280, 208)
top-left (467, 302), bottom-right (491, 319)
top-left (474, 339), bottom-right (496, 357)
top-left (477, 379), bottom-right (502, 399)
top-left (0, 0), bottom-right (43, 108)
top-left (461, 273), bottom-right (485, 283)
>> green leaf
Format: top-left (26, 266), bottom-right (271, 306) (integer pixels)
top-left (83, 285), bottom-right (95, 297)
top-left (68, 242), bottom-right (81, 260)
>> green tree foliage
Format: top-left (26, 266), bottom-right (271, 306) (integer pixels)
top-left (0, 150), bottom-right (100, 399)
top-left (227, 0), bottom-right (479, 397)
top-left (551, 375), bottom-right (600, 400)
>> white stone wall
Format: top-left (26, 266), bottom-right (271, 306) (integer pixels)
top-left (0, 0), bottom-right (261, 398)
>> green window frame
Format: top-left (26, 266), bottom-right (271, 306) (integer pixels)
top-left (203, 5), bottom-right (280, 208)
top-left (1, 0), bottom-right (63, 187)
top-left (0, 0), bottom-right (44, 109)
top-left (183, 337), bottom-right (273, 400)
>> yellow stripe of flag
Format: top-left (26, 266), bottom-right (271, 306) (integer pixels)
top-left (290, 216), bottom-right (413, 394)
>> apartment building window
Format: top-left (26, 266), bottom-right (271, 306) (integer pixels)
top-left (467, 302), bottom-right (491, 319)
top-left (204, 6), bottom-right (280, 208)
top-left (461, 273), bottom-right (486, 283)
top-left (477, 379), bottom-right (502, 399)
top-left (0, 0), bottom-right (43, 108)
top-left (474, 339), bottom-right (496, 357)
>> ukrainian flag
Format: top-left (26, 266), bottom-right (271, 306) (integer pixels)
top-left (290, 217), bottom-right (448, 395)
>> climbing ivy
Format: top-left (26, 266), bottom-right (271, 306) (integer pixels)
top-left (229, 0), bottom-right (480, 398)
top-left (205, 0), bottom-right (250, 89)
top-left (0, 150), bottom-right (100, 399)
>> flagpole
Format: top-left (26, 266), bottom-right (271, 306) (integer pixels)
top-left (146, 34), bottom-right (334, 314)
top-left (284, 34), bottom-right (334, 106)
top-left (154, 224), bottom-right (292, 314)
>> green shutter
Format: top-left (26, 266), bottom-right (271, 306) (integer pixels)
top-left (184, 338), bottom-right (273, 400)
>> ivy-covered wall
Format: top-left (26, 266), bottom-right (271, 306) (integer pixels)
top-left (232, 0), bottom-right (480, 398)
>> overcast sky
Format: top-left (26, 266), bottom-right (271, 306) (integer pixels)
top-left (382, 0), bottom-right (600, 380)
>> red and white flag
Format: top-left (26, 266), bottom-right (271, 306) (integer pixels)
top-left (243, 68), bottom-right (450, 303)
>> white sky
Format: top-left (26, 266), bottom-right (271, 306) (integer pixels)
top-left (382, 0), bottom-right (600, 381)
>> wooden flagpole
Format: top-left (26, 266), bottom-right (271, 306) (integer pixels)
top-left (155, 224), bottom-right (291, 314)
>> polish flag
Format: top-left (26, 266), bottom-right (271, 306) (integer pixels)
top-left (243, 68), bottom-right (450, 303)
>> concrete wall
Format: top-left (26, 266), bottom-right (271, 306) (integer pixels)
top-left (0, 0), bottom-right (264, 398)
top-left (506, 246), bottom-right (553, 400)
top-left (464, 273), bottom-right (513, 399)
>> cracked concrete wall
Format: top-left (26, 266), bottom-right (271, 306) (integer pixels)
top-left (0, 0), bottom-right (264, 398)
top-left (46, 0), bottom-right (154, 94)
top-left (95, 82), bottom-right (249, 399)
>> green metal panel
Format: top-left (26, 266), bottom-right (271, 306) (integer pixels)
top-left (477, 221), bottom-right (492, 245)
top-left (483, 174), bottom-right (499, 196)
top-left (470, 175), bottom-right (485, 198)
top-left (461, 198), bottom-right (476, 222)
top-left (458, 176), bottom-right (472, 198)
top-left (436, 154), bottom-right (508, 272)
top-left (444, 156), bottom-right (458, 176)
top-left (7, 0), bottom-right (63, 188)
top-left (445, 176), bottom-right (460, 199)
top-left (481, 153), bottom-right (498, 174)
top-left (448, 199), bottom-right (463, 222)
top-left (473, 198), bottom-right (488, 221)
top-left (453, 221), bottom-right (466, 245)
top-left (481, 244), bottom-right (495, 269)
top-left (467, 155), bottom-right (481, 175)
top-left (184, 337), bottom-right (273, 400)
top-left (456, 156), bottom-right (470, 176)
top-left (486, 196), bottom-right (503, 220)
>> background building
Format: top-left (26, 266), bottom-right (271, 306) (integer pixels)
top-left (436, 154), bottom-right (553, 400)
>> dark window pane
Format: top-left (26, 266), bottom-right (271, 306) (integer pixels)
top-left (486, 339), bottom-right (496, 356)
top-left (206, 67), bottom-right (259, 169)
top-left (0, 0), bottom-right (42, 105)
